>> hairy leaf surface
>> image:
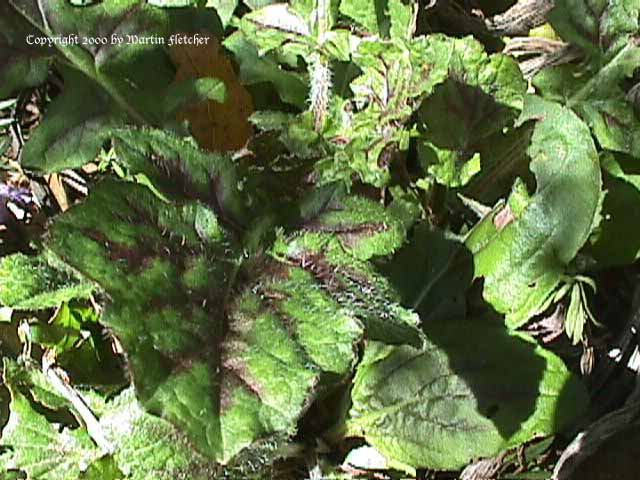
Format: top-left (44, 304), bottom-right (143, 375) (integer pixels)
top-left (0, 252), bottom-right (93, 310)
top-left (44, 167), bottom-right (419, 462)
top-left (321, 34), bottom-right (526, 186)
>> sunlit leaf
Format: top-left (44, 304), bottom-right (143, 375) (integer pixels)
top-left (466, 96), bottom-right (602, 328)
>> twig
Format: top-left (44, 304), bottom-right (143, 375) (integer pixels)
top-left (42, 351), bottom-right (114, 455)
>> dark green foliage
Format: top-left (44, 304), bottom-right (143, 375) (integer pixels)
top-left (1, 0), bottom-right (638, 477)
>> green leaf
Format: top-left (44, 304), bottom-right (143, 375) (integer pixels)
top-left (79, 457), bottom-right (125, 480)
top-left (206, 0), bottom-right (238, 26)
top-left (302, 195), bottom-right (413, 260)
top-left (418, 66), bottom-right (524, 165)
top-left (21, 67), bottom-right (122, 173)
top-left (466, 96), bottom-right (602, 328)
top-left (0, 362), bottom-right (101, 480)
top-left (547, 0), bottom-right (609, 57)
top-left (587, 153), bottom-right (640, 267)
top-left (0, 252), bottom-right (94, 310)
top-left (223, 32), bottom-right (308, 107)
top-left (414, 39), bottom-right (526, 187)
top-left (540, 0), bottom-right (640, 159)
top-left (534, 48), bottom-right (640, 159)
top-left (463, 123), bottom-right (535, 205)
top-left (347, 320), bottom-right (588, 470)
top-left (30, 302), bottom-right (99, 356)
top-left (99, 388), bottom-right (218, 479)
top-left (0, 389), bottom-right (99, 479)
top-left (5, 0), bottom-right (207, 173)
top-left (388, 0), bottom-right (416, 40)
top-left (163, 77), bottom-right (226, 118)
top-left (380, 223), bottom-right (473, 324)
top-left (110, 127), bottom-right (249, 227)
top-left (240, 3), bottom-right (311, 56)
top-left (46, 179), bottom-right (366, 462)
top-left (5, 0), bottom-right (231, 173)
top-left (318, 34), bottom-right (525, 187)
top-left (7, 0), bottom-right (175, 126)
top-left (339, 0), bottom-right (382, 36)
top-left (564, 282), bottom-right (586, 345)
top-left (42, 131), bottom-right (425, 459)
top-left (548, 0), bottom-right (639, 59)
top-left (0, 360), bottom-right (220, 480)
top-left (2, 359), bottom-right (77, 412)
top-left (273, 196), bottom-right (424, 347)
top-left (249, 110), bottom-right (320, 159)
top-left (0, 2), bottom-right (53, 97)
top-left (417, 143), bottom-right (481, 188)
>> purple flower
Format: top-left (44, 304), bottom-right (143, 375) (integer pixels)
top-left (0, 182), bottom-right (34, 225)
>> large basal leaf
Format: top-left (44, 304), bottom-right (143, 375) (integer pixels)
top-left (44, 166), bottom-right (420, 462)
top-left (466, 96), bottom-right (602, 328)
top-left (46, 180), bottom-right (330, 462)
top-left (347, 320), bottom-right (588, 471)
top-left (0, 251), bottom-right (94, 310)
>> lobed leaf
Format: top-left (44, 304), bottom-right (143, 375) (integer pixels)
top-left (320, 34), bottom-right (526, 187)
top-left (44, 179), bottom-right (374, 462)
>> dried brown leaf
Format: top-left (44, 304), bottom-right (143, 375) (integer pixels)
top-left (171, 35), bottom-right (254, 152)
